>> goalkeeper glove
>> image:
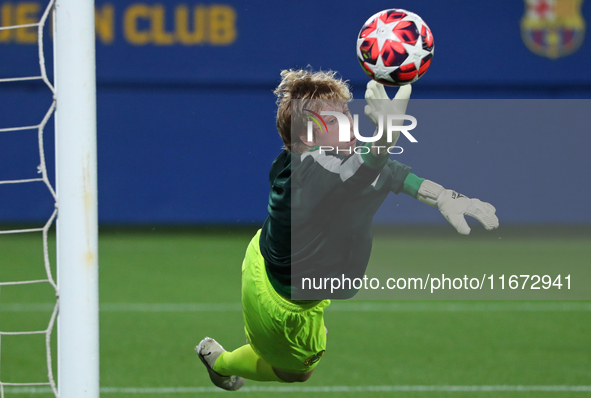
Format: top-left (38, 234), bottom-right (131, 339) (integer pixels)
top-left (417, 180), bottom-right (499, 235)
top-left (364, 80), bottom-right (412, 147)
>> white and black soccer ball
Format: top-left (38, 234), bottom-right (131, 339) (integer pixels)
top-left (356, 9), bottom-right (434, 86)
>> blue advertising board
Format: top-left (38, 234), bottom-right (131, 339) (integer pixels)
top-left (0, 0), bottom-right (590, 225)
top-left (1, 0), bottom-right (590, 84)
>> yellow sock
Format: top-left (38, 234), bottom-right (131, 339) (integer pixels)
top-left (213, 344), bottom-right (282, 382)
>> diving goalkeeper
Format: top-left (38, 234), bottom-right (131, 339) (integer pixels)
top-left (196, 69), bottom-right (499, 390)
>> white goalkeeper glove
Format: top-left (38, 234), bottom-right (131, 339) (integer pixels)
top-left (364, 80), bottom-right (412, 146)
top-left (417, 180), bottom-right (499, 235)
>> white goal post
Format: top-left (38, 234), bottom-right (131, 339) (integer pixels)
top-left (54, 0), bottom-right (99, 397)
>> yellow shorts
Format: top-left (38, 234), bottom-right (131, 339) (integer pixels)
top-left (241, 230), bottom-right (330, 374)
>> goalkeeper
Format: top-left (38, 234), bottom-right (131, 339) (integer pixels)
top-left (196, 69), bottom-right (499, 390)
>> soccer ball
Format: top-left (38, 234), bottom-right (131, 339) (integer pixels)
top-left (356, 9), bottom-right (434, 86)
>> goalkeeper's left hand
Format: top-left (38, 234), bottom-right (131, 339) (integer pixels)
top-left (417, 180), bottom-right (499, 235)
top-left (364, 80), bottom-right (412, 147)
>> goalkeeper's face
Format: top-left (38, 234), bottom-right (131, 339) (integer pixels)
top-left (310, 105), bottom-right (356, 151)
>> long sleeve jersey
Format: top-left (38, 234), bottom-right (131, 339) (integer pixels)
top-left (259, 147), bottom-right (414, 300)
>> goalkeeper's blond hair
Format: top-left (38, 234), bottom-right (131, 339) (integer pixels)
top-left (274, 69), bottom-right (352, 154)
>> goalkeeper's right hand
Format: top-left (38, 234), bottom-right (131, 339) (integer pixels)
top-left (364, 80), bottom-right (412, 147)
top-left (417, 180), bottom-right (499, 235)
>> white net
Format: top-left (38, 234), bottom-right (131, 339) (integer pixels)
top-left (0, 1), bottom-right (58, 397)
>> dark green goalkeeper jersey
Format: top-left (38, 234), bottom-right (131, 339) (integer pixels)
top-left (259, 146), bottom-right (417, 299)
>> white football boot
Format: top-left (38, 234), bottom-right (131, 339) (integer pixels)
top-left (196, 337), bottom-right (245, 391)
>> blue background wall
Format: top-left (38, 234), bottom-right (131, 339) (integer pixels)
top-left (0, 0), bottom-right (590, 225)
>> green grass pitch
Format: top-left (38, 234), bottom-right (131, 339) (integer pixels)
top-left (0, 226), bottom-right (590, 397)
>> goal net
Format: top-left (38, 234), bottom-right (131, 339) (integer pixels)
top-left (0, 1), bottom-right (58, 396)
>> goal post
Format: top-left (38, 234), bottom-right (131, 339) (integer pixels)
top-left (54, 0), bottom-right (99, 397)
